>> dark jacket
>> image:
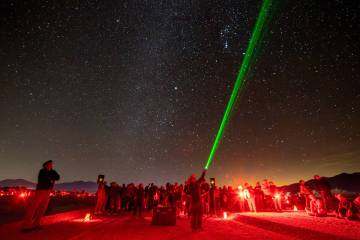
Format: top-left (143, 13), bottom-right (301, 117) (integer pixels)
top-left (189, 170), bottom-right (206, 206)
top-left (135, 187), bottom-right (144, 204)
top-left (300, 183), bottom-right (311, 195)
top-left (315, 178), bottom-right (331, 193)
top-left (36, 168), bottom-right (60, 190)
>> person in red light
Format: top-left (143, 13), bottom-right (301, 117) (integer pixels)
top-left (306, 194), bottom-right (327, 217)
top-left (238, 185), bottom-right (246, 212)
top-left (270, 181), bottom-right (282, 211)
top-left (109, 182), bottom-right (121, 214)
top-left (134, 184), bottom-right (144, 216)
top-left (95, 179), bottom-right (107, 215)
top-left (299, 179), bottom-right (311, 210)
top-left (313, 175), bottom-right (332, 211)
top-left (254, 181), bottom-right (264, 211)
top-left (244, 183), bottom-right (256, 212)
top-left (186, 170), bottom-right (206, 231)
top-left (21, 160), bottom-right (60, 232)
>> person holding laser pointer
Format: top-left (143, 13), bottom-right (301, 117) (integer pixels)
top-left (185, 169), bottom-right (207, 231)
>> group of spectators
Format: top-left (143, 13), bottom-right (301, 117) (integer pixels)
top-left (19, 160), bottom-right (359, 234)
top-left (94, 173), bottom-right (360, 225)
top-left (299, 175), bottom-right (359, 220)
top-left (94, 176), bottom-right (294, 216)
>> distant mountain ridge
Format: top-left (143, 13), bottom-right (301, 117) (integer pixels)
top-left (0, 179), bottom-right (98, 192)
top-left (55, 181), bottom-right (98, 192)
top-left (0, 179), bottom-right (36, 189)
top-left (281, 172), bottom-right (360, 193)
top-left (1, 172), bottom-right (359, 193)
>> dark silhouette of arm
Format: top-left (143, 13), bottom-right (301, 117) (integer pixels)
top-left (51, 170), bottom-right (60, 181)
top-left (198, 169), bottom-right (207, 182)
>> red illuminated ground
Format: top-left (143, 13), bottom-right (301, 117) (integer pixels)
top-left (1, 210), bottom-right (359, 240)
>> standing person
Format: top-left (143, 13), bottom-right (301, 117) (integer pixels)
top-left (270, 181), bottom-right (282, 211)
top-left (299, 180), bottom-right (311, 210)
top-left (209, 185), bottom-right (216, 216)
top-left (262, 179), bottom-right (271, 210)
top-left (314, 175), bottom-right (332, 211)
top-left (95, 176), bottom-right (106, 215)
top-left (238, 186), bottom-right (246, 212)
top-left (254, 182), bottom-right (264, 211)
top-left (187, 170), bottom-right (206, 231)
top-left (134, 184), bottom-right (144, 216)
top-left (109, 182), bottom-right (121, 214)
top-left (245, 183), bottom-right (256, 212)
top-left (21, 160), bottom-right (60, 232)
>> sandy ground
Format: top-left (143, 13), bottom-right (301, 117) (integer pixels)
top-left (1, 210), bottom-right (359, 240)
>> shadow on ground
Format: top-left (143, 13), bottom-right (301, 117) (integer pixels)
top-left (235, 215), bottom-right (354, 240)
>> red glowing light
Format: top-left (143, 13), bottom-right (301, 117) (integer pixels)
top-left (83, 213), bottom-right (92, 222)
top-left (293, 206), bottom-right (298, 211)
top-left (19, 192), bottom-right (26, 198)
top-left (274, 193), bottom-right (280, 199)
top-left (223, 212), bottom-right (228, 220)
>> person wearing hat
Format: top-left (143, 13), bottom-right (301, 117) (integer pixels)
top-left (21, 160), bottom-right (60, 232)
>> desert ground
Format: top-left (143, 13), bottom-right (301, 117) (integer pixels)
top-left (1, 210), bottom-right (359, 240)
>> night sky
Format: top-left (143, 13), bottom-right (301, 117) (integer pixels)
top-left (1, 0), bottom-right (359, 186)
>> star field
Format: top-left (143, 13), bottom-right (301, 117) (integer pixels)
top-left (0, 0), bottom-right (359, 186)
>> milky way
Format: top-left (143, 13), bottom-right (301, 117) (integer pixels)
top-left (0, 0), bottom-right (359, 186)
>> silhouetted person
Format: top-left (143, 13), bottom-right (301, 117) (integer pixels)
top-left (187, 169), bottom-right (206, 231)
top-left (109, 182), bottom-right (121, 214)
top-left (254, 182), bottom-right (264, 210)
top-left (134, 184), bottom-right (144, 216)
top-left (314, 175), bottom-right (332, 211)
top-left (21, 160), bottom-right (60, 232)
top-left (95, 179), bottom-right (107, 215)
top-left (299, 180), bottom-right (311, 210)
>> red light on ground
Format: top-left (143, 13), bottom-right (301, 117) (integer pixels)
top-left (293, 206), bottom-right (298, 211)
top-left (223, 212), bottom-right (228, 220)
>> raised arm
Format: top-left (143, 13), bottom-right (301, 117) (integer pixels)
top-left (198, 169), bottom-right (207, 182)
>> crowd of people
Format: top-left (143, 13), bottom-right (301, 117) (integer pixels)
top-left (19, 160), bottom-right (359, 233)
top-left (94, 176), bottom-right (289, 217)
top-left (299, 175), bottom-right (360, 220)
top-left (94, 171), bottom-right (360, 230)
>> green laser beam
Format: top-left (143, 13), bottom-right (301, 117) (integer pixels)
top-left (205, 0), bottom-right (272, 170)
